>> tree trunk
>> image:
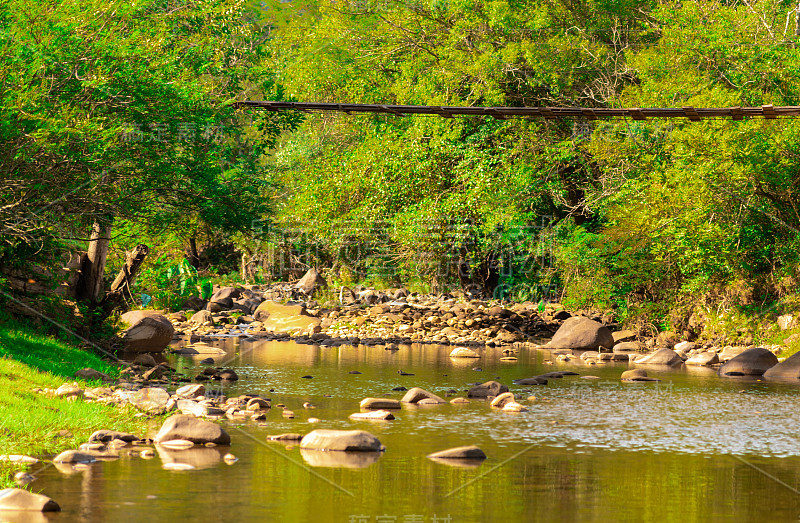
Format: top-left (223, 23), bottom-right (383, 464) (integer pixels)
top-left (75, 219), bottom-right (113, 305)
top-left (187, 237), bottom-right (200, 269)
top-left (108, 244), bottom-right (149, 299)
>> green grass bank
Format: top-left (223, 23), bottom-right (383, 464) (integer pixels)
top-left (0, 318), bottom-right (150, 488)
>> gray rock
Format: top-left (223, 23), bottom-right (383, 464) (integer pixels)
top-left (360, 398), bottom-right (401, 409)
top-left (53, 450), bottom-right (96, 464)
top-left (685, 351), bottom-right (719, 366)
top-left (130, 387), bottom-right (171, 412)
top-left (120, 310), bottom-right (175, 353)
top-left (634, 348), bottom-right (682, 366)
top-left (467, 380), bottom-right (509, 398)
top-left (400, 387), bottom-right (446, 404)
top-left (719, 346), bottom-right (747, 362)
top-left (74, 368), bottom-right (109, 381)
top-left (154, 414), bottom-right (231, 445)
top-left (621, 369), bottom-right (660, 382)
top-left (189, 310), bottom-right (215, 325)
top-left (546, 317), bottom-right (614, 350)
top-left (299, 429), bottom-right (383, 451)
top-left (295, 268), bottom-right (328, 295)
top-left (177, 399), bottom-right (208, 417)
top-left (175, 384), bottom-right (205, 398)
top-left (764, 351), bottom-right (800, 379)
top-left (0, 488), bottom-right (60, 512)
top-left (427, 446), bottom-right (487, 460)
top-left (210, 286), bottom-right (242, 303)
top-left (349, 410), bottom-right (396, 421)
top-left (88, 430), bottom-right (140, 443)
top-left (719, 347), bottom-right (778, 376)
top-left (613, 341), bottom-right (644, 353)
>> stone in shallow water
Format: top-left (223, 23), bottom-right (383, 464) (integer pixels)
top-left (300, 429), bottom-right (384, 451)
top-left (427, 446), bottom-right (487, 460)
top-left (401, 387), bottom-right (446, 404)
top-left (719, 347), bottom-right (778, 377)
top-left (489, 392), bottom-right (515, 408)
top-left (449, 347), bottom-right (480, 358)
top-left (764, 350), bottom-right (800, 379)
top-left (53, 450), bottom-right (97, 464)
top-left (467, 380), bottom-right (509, 398)
top-left (360, 398), bottom-right (401, 410)
top-left (634, 348), bottom-right (682, 366)
top-left (620, 369), bottom-right (660, 382)
top-left (349, 410), bottom-right (396, 421)
top-left (267, 433), bottom-right (304, 441)
top-left (0, 488), bottom-right (60, 512)
top-left (685, 351), bottom-right (719, 366)
top-left (154, 414), bottom-right (231, 445)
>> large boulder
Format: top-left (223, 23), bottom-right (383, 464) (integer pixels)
top-left (299, 430), bottom-right (383, 452)
top-left (120, 310), bottom-right (175, 353)
top-left (634, 348), bottom-right (682, 366)
top-left (295, 268), bottom-right (328, 296)
top-left (719, 347), bottom-right (778, 376)
top-left (764, 351), bottom-right (800, 379)
top-left (0, 488), bottom-right (60, 512)
top-left (209, 286), bottom-right (241, 303)
top-left (252, 301), bottom-right (321, 334)
top-left (467, 381), bottom-right (509, 398)
top-left (154, 414), bottom-right (231, 445)
top-left (546, 317), bottom-right (614, 350)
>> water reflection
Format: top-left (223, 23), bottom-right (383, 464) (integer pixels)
top-left (155, 445), bottom-right (221, 470)
top-left (299, 449), bottom-right (383, 468)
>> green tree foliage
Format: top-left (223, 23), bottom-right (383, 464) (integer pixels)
top-left (0, 0), bottom-right (300, 270)
top-left (256, 0), bottom-right (654, 294)
top-left (257, 0), bottom-right (800, 322)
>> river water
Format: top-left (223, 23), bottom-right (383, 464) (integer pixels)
top-left (23, 339), bottom-right (800, 522)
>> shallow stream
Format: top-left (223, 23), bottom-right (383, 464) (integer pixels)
top-left (24, 340), bottom-right (800, 522)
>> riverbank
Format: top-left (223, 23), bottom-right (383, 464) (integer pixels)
top-left (0, 319), bottom-right (150, 488)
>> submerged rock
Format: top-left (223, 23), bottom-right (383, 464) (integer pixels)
top-left (427, 446), bottom-right (487, 460)
top-left (467, 380), bottom-right (509, 398)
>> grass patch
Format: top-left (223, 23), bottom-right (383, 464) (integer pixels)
top-left (0, 319), bottom-right (151, 488)
top-left (0, 317), bottom-right (118, 379)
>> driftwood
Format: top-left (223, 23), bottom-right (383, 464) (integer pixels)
top-left (107, 244), bottom-right (149, 301)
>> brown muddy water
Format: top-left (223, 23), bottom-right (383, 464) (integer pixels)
top-left (21, 340), bottom-right (800, 522)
